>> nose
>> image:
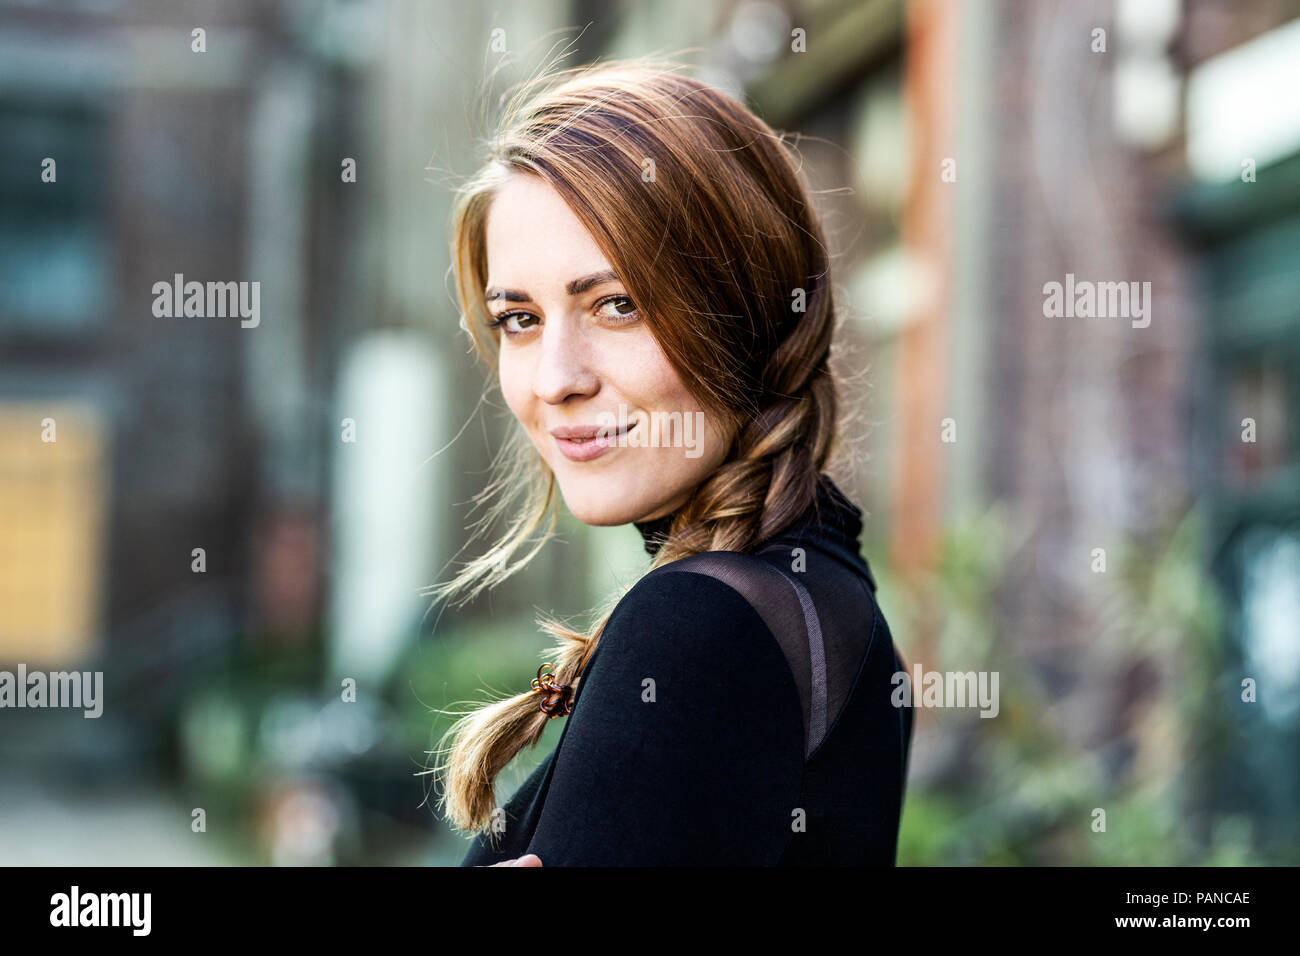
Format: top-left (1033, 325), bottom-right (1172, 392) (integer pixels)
top-left (533, 314), bottom-right (599, 405)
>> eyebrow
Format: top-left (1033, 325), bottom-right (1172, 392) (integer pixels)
top-left (484, 269), bottom-right (621, 304)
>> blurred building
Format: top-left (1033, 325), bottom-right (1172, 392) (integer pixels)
top-left (2, 0), bottom-right (354, 760)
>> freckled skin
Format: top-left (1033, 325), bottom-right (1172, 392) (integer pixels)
top-left (485, 172), bottom-right (731, 526)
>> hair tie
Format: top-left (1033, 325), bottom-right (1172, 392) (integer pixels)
top-left (530, 663), bottom-right (573, 719)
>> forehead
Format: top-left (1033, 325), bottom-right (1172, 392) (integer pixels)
top-left (484, 173), bottom-right (611, 289)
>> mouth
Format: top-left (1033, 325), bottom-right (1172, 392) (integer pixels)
top-left (551, 418), bottom-right (637, 462)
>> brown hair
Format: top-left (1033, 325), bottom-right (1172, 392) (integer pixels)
top-left (432, 56), bottom-right (845, 836)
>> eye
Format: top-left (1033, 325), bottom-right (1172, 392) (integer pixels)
top-left (486, 311), bottom-right (540, 336)
top-left (595, 294), bottom-right (640, 324)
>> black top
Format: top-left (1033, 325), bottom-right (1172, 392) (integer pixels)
top-left (459, 475), bottom-right (913, 866)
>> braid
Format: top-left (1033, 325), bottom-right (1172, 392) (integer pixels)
top-left (660, 352), bottom-right (839, 561)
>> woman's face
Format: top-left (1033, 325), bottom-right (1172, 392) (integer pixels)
top-left (484, 172), bottom-right (731, 526)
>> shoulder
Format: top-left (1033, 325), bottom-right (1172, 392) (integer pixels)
top-left (613, 550), bottom-right (783, 612)
top-left (602, 551), bottom-right (796, 670)
top-left (577, 553), bottom-right (804, 719)
top-left (531, 553), bottom-right (806, 864)
top-left (608, 550), bottom-right (826, 680)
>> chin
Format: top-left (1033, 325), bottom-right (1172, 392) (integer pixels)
top-left (560, 490), bottom-right (644, 527)
top-left (551, 468), bottom-right (651, 527)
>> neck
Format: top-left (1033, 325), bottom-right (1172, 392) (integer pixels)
top-left (632, 474), bottom-right (863, 559)
top-left (633, 511), bottom-right (676, 557)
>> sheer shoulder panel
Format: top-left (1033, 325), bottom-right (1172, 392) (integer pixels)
top-left (646, 549), bottom-right (858, 759)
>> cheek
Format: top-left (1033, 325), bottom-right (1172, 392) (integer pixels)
top-left (622, 340), bottom-right (730, 465)
top-left (498, 348), bottom-right (533, 424)
top-left (620, 334), bottom-right (687, 407)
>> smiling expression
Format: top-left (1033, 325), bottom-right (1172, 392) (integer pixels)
top-left (484, 172), bottom-right (731, 526)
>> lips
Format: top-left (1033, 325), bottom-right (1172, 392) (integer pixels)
top-left (551, 418), bottom-right (636, 462)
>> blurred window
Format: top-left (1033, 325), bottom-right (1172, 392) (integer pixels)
top-left (1226, 358), bottom-right (1293, 487)
top-left (0, 98), bottom-right (109, 332)
top-left (0, 401), bottom-right (108, 666)
top-left (1235, 525), bottom-right (1300, 728)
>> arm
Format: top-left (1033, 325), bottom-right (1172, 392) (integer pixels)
top-left (524, 571), bottom-right (806, 865)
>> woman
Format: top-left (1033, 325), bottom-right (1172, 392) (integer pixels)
top-left (434, 58), bottom-right (912, 866)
